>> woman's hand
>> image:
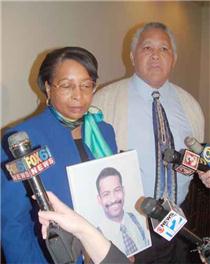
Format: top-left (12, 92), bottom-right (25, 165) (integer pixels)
top-left (198, 170), bottom-right (210, 188)
top-left (37, 192), bottom-right (112, 264)
top-left (38, 192), bottom-right (86, 239)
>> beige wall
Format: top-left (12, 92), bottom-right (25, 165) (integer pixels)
top-left (1, 1), bottom-right (209, 141)
top-left (200, 3), bottom-right (210, 142)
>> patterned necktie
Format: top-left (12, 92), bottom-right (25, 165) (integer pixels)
top-left (152, 91), bottom-right (177, 203)
top-left (120, 224), bottom-right (138, 256)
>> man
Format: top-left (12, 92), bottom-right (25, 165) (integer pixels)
top-left (96, 167), bottom-right (150, 257)
top-left (93, 22), bottom-right (205, 263)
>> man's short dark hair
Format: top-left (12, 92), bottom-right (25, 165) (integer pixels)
top-left (96, 167), bottom-right (122, 193)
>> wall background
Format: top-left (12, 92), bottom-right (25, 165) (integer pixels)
top-left (1, 1), bottom-right (210, 141)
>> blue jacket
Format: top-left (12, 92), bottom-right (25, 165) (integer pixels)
top-left (1, 108), bottom-right (118, 263)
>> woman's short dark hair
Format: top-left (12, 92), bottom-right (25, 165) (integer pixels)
top-left (37, 47), bottom-right (98, 95)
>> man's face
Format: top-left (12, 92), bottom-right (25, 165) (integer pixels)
top-left (97, 175), bottom-right (124, 222)
top-left (131, 28), bottom-right (177, 88)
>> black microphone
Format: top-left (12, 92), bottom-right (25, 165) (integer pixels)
top-left (7, 131), bottom-right (53, 211)
top-left (163, 148), bottom-right (209, 176)
top-left (141, 197), bottom-right (203, 245)
top-left (141, 197), bottom-right (210, 263)
top-left (141, 197), bottom-right (168, 220)
top-left (6, 131), bottom-right (78, 264)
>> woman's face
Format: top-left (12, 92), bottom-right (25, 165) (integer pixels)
top-left (46, 59), bottom-right (95, 120)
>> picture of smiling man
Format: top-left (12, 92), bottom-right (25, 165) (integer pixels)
top-left (96, 167), bottom-right (149, 257)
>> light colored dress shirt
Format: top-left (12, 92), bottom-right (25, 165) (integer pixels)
top-left (97, 211), bottom-right (150, 257)
top-left (128, 74), bottom-right (193, 205)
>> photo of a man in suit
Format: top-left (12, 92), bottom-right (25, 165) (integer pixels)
top-left (96, 167), bottom-right (150, 256)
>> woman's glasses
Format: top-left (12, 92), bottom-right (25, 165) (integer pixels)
top-left (51, 79), bottom-right (97, 95)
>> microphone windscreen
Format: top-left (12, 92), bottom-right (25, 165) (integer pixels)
top-left (8, 131), bottom-right (29, 149)
top-left (163, 148), bottom-right (175, 163)
top-left (184, 136), bottom-right (203, 154)
top-left (141, 197), bottom-right (158, 215)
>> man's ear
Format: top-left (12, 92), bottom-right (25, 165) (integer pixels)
top-left (130, 52), bottom-right (135, 66)
top-left (97, 195), bottom-right (102, 205)
top-left (172, 54), bottom-right (178, 68)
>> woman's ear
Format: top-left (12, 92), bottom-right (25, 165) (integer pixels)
top-left (45, 81), bottom-right (51, 98)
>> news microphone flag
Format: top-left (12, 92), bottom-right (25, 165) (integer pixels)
top-left (6, 146), bottom-right (55, 181)
top-left (173, 149), bottom-right (200, 175)
top-left (163, 148), bottom-right (209, 176)
top-left (201, 144), bottom-right (210, 166)
top-left (146, 198), bottom-right (187, 241)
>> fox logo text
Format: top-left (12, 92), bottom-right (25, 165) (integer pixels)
top-left (6, 146), bottom-right (55, 181)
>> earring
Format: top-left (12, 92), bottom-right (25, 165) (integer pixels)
top-left (46, 97), bottom-right (50, 106)
top-left (36, 97), bottom-right (41, 106)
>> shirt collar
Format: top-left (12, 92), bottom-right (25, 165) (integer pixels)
top-left (131, 73), bottom-right (171, 102)
top-left (102, 212), bottom-right (125, 227)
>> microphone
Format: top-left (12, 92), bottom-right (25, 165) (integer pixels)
top-left (6, 131), bottom-right (54, 211)
top-left (141, 197), bottom-right (202, 244)
top-left (184, 136), bottom-right (210, 168)
top-left (5, 131), bottom-right (78, 264)
top-left (163, 148), bottom-right (209, 176)
top-left (141, 197), bottom-right (210, 263)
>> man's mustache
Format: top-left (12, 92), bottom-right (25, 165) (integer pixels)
top-left (105, 200), bottom-right (122, 209)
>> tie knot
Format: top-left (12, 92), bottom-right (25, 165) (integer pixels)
top-left (152, 91), bottom-right (160, 100)
top-left (120, 224), bottom-right (127, 233)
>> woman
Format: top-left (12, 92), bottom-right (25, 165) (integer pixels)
top-left (1, 47), bottom-right (117, 263)
top-left (37, 192), bottom-right (130, 264)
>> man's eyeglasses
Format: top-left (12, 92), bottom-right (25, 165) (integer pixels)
top-left (51, 79), bottom-right (97, 95)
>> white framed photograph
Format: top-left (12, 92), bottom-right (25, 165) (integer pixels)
top-left (66, 150), bottom-right (151, 257)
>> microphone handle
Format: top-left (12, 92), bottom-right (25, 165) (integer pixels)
top-left (181, 227), bottom-right (203, 245)
top-left (28, 176), bottom-right (53, 211)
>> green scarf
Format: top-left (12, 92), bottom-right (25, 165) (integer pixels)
top-left (49, 105), bottom-right (113, 159)
top-left (84, 107), bottom-right (113, 159)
